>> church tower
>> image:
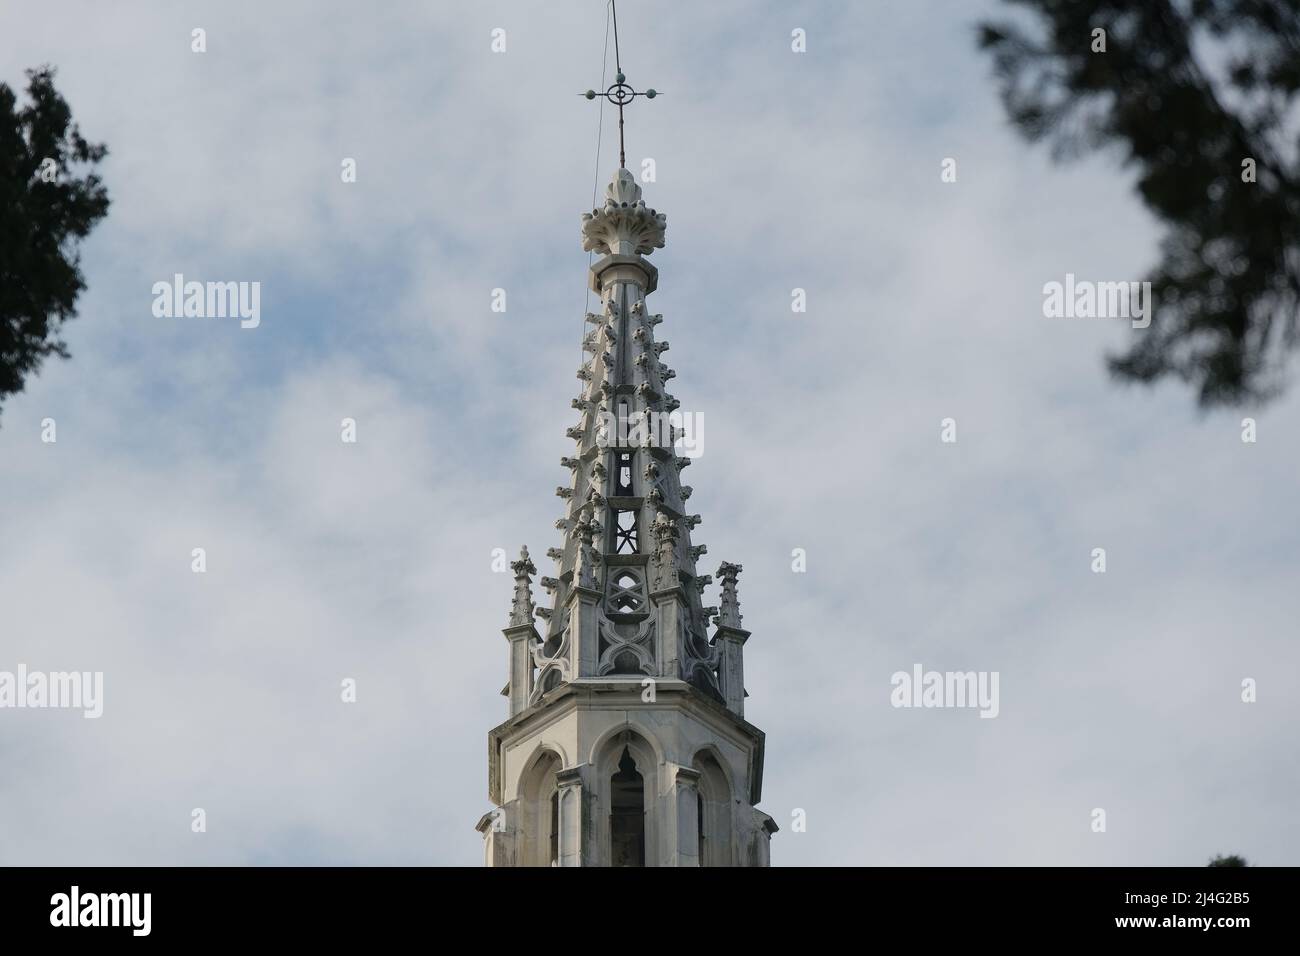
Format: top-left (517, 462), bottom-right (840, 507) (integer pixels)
top-left (476, 16), bottom-right (774, 865)
top-left (475, 160), bottom-right (776, 867)
top-left (476, 166), bottom-right (776, 866)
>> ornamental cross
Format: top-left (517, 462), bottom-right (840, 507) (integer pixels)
top-left (581, 1), bottom-right (658, 169)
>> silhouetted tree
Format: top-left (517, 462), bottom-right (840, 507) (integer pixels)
top-left (979, 1), bottom-right (1300, 407)
top-left (0, 66), bottom-right (109, 419)
top-left (1208, 853), bottom-right (1249, 866)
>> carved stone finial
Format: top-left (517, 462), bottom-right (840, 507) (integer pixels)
top-left (509, 546), bottom-right (537, 626)
top-left (607, 167), bottom-right (642, 205)
top-left (580, 169), bottom-right (668, 257)
top-left (716, 561), bottom-right (744, 629)
top-left (651, 512), bottom-right (679, 591)
top-left (575, 509), bottom-right (601, 591)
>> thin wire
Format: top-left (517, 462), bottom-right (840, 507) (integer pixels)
top-left (591, 2), bottom-right (611, 216)
top-left (612, 0), bottom-right (622, 73)
top-left (582, 1), bottom-right (613, 364)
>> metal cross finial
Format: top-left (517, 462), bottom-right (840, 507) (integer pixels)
top-left (581, 0), bottom-right (658, 170)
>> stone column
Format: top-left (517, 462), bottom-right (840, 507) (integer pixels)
top-left (650, 512), bottom-right (684, 679)
top-left (672, 767), bottom-right (702, 867)
top-left (715, 627), bottom-right (749, 717)
top-left (567, 572), bottom-right (602, 684)
top-left (556, 767), bottom-right (585, 867)
top-left (503, 622), bottom-right (538, 716)
top-left (714, 562), bottom-right (749, 716)
top-left (504, 547), bottom-right (540, 716)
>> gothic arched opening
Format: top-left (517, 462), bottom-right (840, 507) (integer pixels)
top-left (517, 748), bottom-right (562, 867)
top-left (693, 750), bottom-right (734, 867)
top-left (610, 747), bottom-right (645, 867)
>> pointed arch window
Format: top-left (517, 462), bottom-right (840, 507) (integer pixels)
top-left (610, 747), bottom-right (645, 867)
top-left (693, 751), bottom-right (733, 867)
top-left (517, 749), bottom-right (563, 867)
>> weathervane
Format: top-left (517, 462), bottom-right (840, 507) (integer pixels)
top-left (582, 0), bottom-right (658, 170)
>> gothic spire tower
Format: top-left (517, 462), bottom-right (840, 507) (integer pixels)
top-left (476, 13), bottom-right (775, 868)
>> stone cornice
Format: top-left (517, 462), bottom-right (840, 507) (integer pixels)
top-left (487, 678), bottom-right (766, 758)
top-left (502, 622), bottom-right (540, 643)
top-left (555, 767), bottom-right (584, 789)
top-left (674, 766), bottom-right (702, 787)
top-left (713, 624), bottom-right (751, 645)
top-left (589, 253), bottom-right (658, 295)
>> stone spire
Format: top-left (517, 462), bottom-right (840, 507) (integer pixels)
top-left (508, 546), bottom-right (537, 626)
top-left (493, 168), bottom-right (741, 711)
top-left (715, 561), bottom-right (744, 629)
top-left (483, 164), bottom-right (773, 869)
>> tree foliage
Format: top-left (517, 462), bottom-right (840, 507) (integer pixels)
top-left (1208, 853), bottom-right (1249, 866)
top-left (979, 0), bottom-right (1300, 407)
top-left (0, 66), bottom-right (109, 416)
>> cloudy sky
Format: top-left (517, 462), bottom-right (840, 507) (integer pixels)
top-left (1, 0), bottom-right (1296, 866)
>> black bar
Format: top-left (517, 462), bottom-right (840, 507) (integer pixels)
top-left (0, 866), bottom-right (1282, 942)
